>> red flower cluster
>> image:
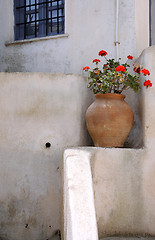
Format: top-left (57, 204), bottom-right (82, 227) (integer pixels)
top-left (93, 59), bottom-right (101, 63)
top-left (143, 80), bottom-right (152, 87)
top-left (98, 50), bottom-right (108, 56)
top-left (115, 65), bottom-right (126, 72)
top-left (140, 68), bottom-right (150, 76)
top-left (83, 66), bottom-right (90, 71)
top-left (82, 49), bottom-right (152, 93)
top-left (127, 55), bottom-right (133, 60)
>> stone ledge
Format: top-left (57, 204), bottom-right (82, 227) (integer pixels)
top-left (5, 33), bottom-right (69, 46)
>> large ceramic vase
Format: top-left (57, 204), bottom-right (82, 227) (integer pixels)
top-left (85, 93), bottom-right (134, 147)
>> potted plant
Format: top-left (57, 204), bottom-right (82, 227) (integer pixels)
top-left (83, 50), bottom-right (152, 147)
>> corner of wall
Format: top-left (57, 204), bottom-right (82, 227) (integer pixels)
top-left (135, 0), bottom-right (149, 58)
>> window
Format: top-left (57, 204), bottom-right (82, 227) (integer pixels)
top-left (14, 0), bottom-right (65, 40)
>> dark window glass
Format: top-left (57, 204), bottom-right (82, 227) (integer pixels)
top-left (14, 0), bottom-right (65, 40)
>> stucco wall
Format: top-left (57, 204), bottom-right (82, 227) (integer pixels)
top-left (93, 46), bottom-right (155, 238)
top-left (62, 46), bottom-right (155, 239)
top-left (0, 0), bottom-right (150, 148)
top-left (0, 72), bottom-right (93, 240)
top-left (63, 147), bottom-right (150, 239)
top-left (92, 148), bottom-right (145, 238)
top-left (0, 0), bottom-right (149, 74)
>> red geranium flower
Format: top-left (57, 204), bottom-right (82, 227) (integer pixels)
top-left (133, 67), bottom-right (141, 74)
top-left (143, 80), bottom-right (152, 87)
top-left (115, 65), bottom-right (126, 72)
top-left (93, 59), bottom-right (101, 63)
top-left (127, 55), bottom-right (133, 60)
top-left (83, 66), bottom-right (90, 71)
top-left (98, 50), bottom-right (108, 56)
top-left (141, 69), bottom-right (150, 76)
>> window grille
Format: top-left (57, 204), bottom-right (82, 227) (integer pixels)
top-left (14, 0), bottom-right (65, 40)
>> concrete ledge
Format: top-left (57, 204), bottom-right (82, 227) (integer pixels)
top-left (62, 148), bottom-right (98, 240)
top-left (5, 33), bottom-right (69, 46)
top-left (62, 147), bottom-right (146, 239)
top-left (62, 146), bottom-right (155, 239)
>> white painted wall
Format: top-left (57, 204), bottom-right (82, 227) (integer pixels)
top-left (0, 0), bottom-right (150, 148)
top-left (135, 0), bottom-right (149, 56)
top-left (0, 73), bottom-right (93, 240)
top-left (0, 1), bottom-right (151, 239)
top-left (63, 148), bottom-right (145, 239)
top-left (0, 0), bottom-right (149, 74)
top-left (95, 47), bottom-right (155, 238)
top-left (62, 46), bottom-right (155, 239)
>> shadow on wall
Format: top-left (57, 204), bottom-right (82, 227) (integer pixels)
top-left (124, 90), bottom-right (143, 148)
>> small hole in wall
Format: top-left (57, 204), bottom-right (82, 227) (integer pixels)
top-left (45, 142), bottom-right (51, 148)
top-left (25, 224), bottom-right (28, 228)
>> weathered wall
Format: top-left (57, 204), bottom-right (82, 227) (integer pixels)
top-left (93, 46), bottom-right (155, 238)
top-left (0, 1), bottom-right (152, 239)
top-left (0, 73), bottom-right (93, 240)
top-left (135, 0), bottom-right (149, 56)
top-left (62, 46), bottom-right (155, 239)
top-left (0, 0), bottom-right (150, 149)
top-left (63, 148), bottom-right (145, 239)
top-left (0, 0), bottom-right (150, 148)
top-left (0, 0), bottom-right (149, 74)
top-left (92, 148), bottom-right (145, 238)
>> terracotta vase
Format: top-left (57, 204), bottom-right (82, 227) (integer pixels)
top-left (85, 93), bottom-right (134, 147)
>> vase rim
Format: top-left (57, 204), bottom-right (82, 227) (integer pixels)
top-left (95, 93), bottom-right (125, 100)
